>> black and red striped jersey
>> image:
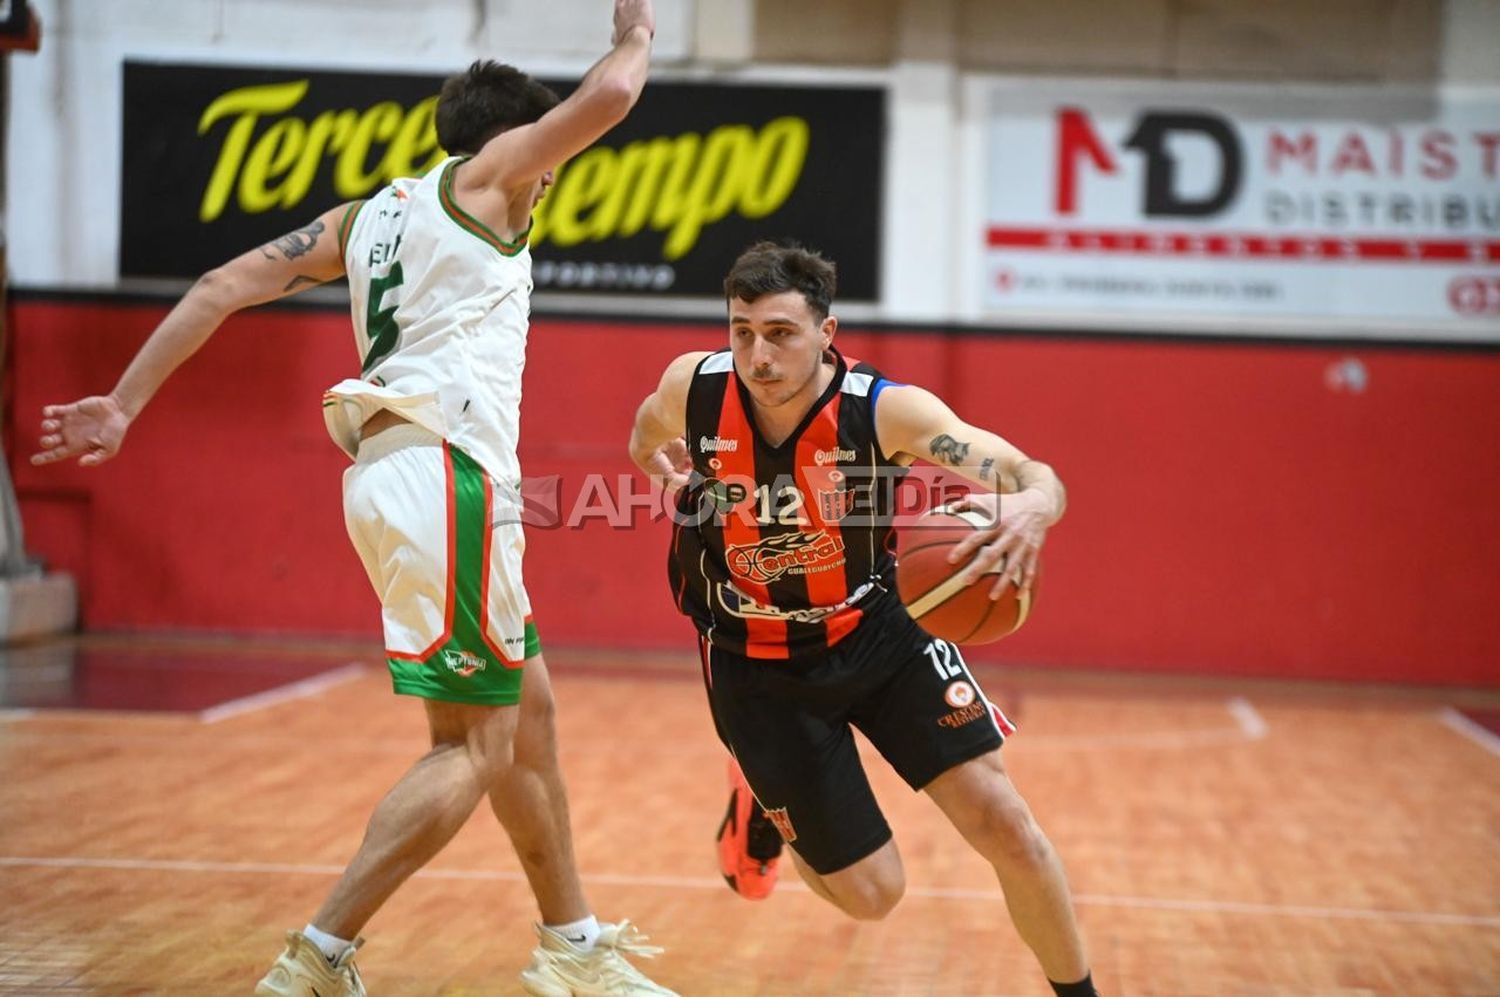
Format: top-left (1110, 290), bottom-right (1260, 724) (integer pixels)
top-left (669, 348), bottom-right (909, 660)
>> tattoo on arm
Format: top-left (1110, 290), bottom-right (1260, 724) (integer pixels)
top-left (929, 434), bottom-right (970, 466)
top-left (282, 275), bottom-right (323, 293)
top-left (260, 220), bottom-right (325, 262)
top-left (978, 457), bottom-right (995, 481)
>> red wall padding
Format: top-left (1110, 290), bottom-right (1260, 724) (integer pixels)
top-left (8, 297), bottom-right (1499, 685)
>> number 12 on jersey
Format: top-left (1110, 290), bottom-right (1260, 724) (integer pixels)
top-left (754, 483), bottom-right (808, 525)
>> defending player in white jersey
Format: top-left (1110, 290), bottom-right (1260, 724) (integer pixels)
top-left (31, 3), bottom-right (676, 995)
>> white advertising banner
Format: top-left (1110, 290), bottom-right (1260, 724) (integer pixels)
top-left (980, 80), bottom-right (1500, 337)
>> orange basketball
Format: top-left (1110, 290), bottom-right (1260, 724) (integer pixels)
top-left (896, 508), bottom-right (1038, 645)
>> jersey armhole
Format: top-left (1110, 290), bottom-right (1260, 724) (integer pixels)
top-left (337, 199), bottom-right (367, 263)
top-left (869, 378), bottom-right (905, 461)
top-left (685, 352), bottom-right (732, 449)
top-left (868, 377), bottom-right (903, 415)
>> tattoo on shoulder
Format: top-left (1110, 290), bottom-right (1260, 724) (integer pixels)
top-left (978, 457), bottom-right (995, 481)
top-left (282, 275), bottom-right (323, 292)
top-left (930, 434), bottom-right (970, 466)
top-left (260, 220), bottom-right (325, 262)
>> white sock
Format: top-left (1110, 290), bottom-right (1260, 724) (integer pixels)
top-left (302, 923), bottom-right (353, 964)
top-left (546, 914), bottom-right (600, 951)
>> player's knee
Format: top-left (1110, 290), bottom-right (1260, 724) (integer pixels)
top-left (973, 797), bottom-right (1051, 871)
top-left (460, 711), bottom-right (519, 785)
top-left (519, 679), bottom-right (557, 735)
top-left (468, 738), bottom-right (515, 786)
top-left (831, 870), bottom-right (905, 921)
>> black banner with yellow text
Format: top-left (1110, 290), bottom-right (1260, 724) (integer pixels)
top-left (120, 61), bottom-right (884, 298)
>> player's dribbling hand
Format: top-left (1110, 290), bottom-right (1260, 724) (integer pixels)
top-left (612, 0), bottom-right (655, 45)
top-left (944, 490), bottom-right (1049, 599)
top-left (31, 396), bottom-right (131, 468)
top-left (646, 436), bottom-right (692, 493)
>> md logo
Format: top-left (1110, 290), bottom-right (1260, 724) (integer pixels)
top-left (1056, 107), bottom-right (1244, 219)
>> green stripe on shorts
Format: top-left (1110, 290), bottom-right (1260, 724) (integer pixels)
top-left (387, 445), bottom-right (529, 706)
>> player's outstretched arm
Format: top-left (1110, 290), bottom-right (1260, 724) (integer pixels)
top-left (31, 203), bottom-right (351, 468)
top-left (628, 351), bottom-right (710, 491)
top-left (467, 0), bottom-right (654, 191)
top-left (875, 384), bottom-right (1066, 594)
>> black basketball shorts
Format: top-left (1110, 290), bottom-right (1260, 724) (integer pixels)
top-left (697, 597), bottom-right (1014, 875)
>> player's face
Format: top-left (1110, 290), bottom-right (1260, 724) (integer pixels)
top-left (728, 292), bottom-right (833, 411)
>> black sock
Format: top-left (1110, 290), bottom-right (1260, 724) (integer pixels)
top-left (1049, 973), bottom-right (1098, 997)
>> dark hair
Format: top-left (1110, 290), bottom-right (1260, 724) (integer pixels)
top-left (723, 241), bottom-right (838, 322)
top-left (435, 60), bottom-right (561, 156)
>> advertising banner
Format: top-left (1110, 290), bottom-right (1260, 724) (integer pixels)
top-left (980, 80), bottom-right (1500, 333)
top-left (121, 61), bottom-right (884, 298)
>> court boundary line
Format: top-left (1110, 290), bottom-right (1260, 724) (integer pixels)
top-left (2, 855), bottom-right (1494, 929)
top-left (198, 663), bottom-right (368, 724)
top-left (1437, 707), bottom-right (1500, 757)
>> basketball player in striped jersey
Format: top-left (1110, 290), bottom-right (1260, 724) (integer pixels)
top-left (629, 242), bottom-right (1099, 997)
top-left (32, 3), bottom-right (677, 995)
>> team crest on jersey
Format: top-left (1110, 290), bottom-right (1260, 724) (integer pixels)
top-left (725, 531), bottom-right (846, 585)
top-left (442, 649), bottom-right (487, 677)
top-left (817, 486), bottom-right (864, 522)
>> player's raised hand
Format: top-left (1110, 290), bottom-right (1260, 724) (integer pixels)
top-left (31, 396), bottom-right (131, 468)
top-left (613, 0), bottom-right (655, 45)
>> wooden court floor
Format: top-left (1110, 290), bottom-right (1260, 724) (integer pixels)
top-left (2, 637), bottom-right (1498, 995)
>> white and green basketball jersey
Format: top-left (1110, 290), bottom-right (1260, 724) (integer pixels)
top-left (323, 155), bottom-right (534, 487)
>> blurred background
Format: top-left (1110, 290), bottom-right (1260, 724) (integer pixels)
top-left (2, 0), bottom-right (1498, 695)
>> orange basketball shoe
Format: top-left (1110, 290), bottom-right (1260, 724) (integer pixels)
top-left (716, 756), bottom-right (783, 900)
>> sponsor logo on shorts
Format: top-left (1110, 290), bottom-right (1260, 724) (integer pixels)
top-left (944, 681), bottom-right (976, 708)
top-left (699, 435), bottom-right (739, 453)
top-left (814, 447), bottom-right (856, 465)
top-left (442, 648), bottom-right (487, 677)
top-left (725, 530), bottom-right (846, 585)
top-left (762, 806), bottom-right (797, 843)
top-left (937, 702), bottom-right (988, 729)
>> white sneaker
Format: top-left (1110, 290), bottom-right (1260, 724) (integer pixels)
top-left (519, 920), bottom-right (678, 996)
top-left (254, 930), bottom-right (367, 997)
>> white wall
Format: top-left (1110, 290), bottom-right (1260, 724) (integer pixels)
top-left (6, 0), bottom-right (1496, 326)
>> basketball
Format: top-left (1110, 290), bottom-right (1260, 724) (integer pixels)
top-left (896, 507), bottom-right (1038, 645)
